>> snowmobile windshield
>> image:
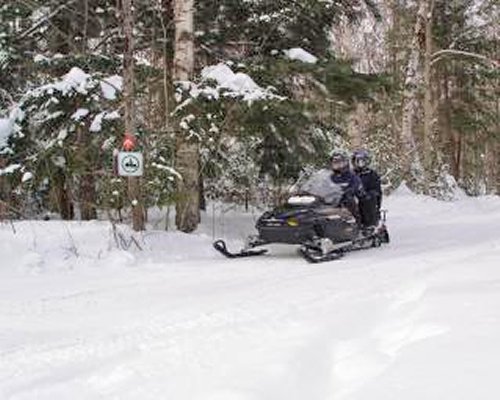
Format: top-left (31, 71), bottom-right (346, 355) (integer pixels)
top-left (296, 169), bottom-right (344, 205)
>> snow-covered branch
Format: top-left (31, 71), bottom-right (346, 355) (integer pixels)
top-left (431, 49), bottom-right (499, 68)
top-left (19, 0), bottom-right (79, 39)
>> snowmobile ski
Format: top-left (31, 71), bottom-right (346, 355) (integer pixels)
top-left (213, 240), bottom-right (268, 259)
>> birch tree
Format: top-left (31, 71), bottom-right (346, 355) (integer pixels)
top-left (399, 0), bottom-right (427, 189)
top-left (173, 0), bottom-right (199, 232)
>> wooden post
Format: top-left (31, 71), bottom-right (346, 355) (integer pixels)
top-left (122, 0), bottom-right (145, 231)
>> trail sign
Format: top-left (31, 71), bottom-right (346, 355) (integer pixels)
top-left (118, 151), bottom-right (143, 177)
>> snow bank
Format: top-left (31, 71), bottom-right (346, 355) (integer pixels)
top-left (0, 221), bottom-right (135, 273)
top-left (390, 182), bottom-right (415, 197)
top-left (0, 220), bottom-right (217, 274)
top-left (387, 182), bottom-right (500, 219)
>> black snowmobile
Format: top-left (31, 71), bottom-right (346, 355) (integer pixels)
top-left (213, 169), bottom-right (390, 263)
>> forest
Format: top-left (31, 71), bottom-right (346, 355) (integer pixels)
top-left (0, 0), bottom-right (498, 232)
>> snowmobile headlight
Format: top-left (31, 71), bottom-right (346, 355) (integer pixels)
top-left (287, 217), bottom-right (299, 227)
top-left (288, 195), bottom-right (316, 205)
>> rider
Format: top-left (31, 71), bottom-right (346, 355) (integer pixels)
top-left (351, 149), bottom-right (382, 228)
top-left (329, 150), bottom-right (366, 224)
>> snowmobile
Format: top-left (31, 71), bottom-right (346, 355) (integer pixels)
top-left (213, 169), bottom-right (390, 263)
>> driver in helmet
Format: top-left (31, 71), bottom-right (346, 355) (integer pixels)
top-left (351, 149), bottom-right (382, 228)
top-left (329, 150), bottom-right (366, 224)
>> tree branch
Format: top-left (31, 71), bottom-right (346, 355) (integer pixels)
top-left (431, 49), bottom-right (499, 68)
top-left (19, 0), bottom-right (79, 39)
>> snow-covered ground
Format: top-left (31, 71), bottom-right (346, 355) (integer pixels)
top-left (1, 189), bottom-right (500, 400)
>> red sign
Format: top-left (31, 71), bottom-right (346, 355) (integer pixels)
top-left (122, 133), bottom-right (136, 151)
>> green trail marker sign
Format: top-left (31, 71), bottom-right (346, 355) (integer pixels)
top-left (118, 152), bottom-right (144, 177)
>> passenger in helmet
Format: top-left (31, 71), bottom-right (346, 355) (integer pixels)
top-left (329, 150), bottom-right (366, 223)
top-left (330, 151), bottom-right (350, 173)
top-left (351, 149), bottom-right (382, 228)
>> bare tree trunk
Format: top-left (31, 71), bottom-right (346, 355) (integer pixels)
top-left (122, 0), bottom-right (145, 231)
top-left (174, 0), bottom-right (199, 233)
top-left (485, 92), bottom-right (499, 194)
top-left (347, 102), bottom-right (368, 148)
top-left (497, 95), bottom-right (500, 194)
top-left (160, 1), bottom-right (173, 123)
top-left (159, 1), bottom-right (177, 230)
top-left (0, 158), bottom-right (11, 219)
top-left (423, 0), bottom-right (435, 186)
top-left (400, 0), bottom-right (426, 188)
top-left (484, 140), bottom-right (496, 194)
top-left (439, 65), bottom-right (457, 178)
top-left (79, 174), bottom-right (97, 220)
top-left (52, 169), bottom-right (74, 220)
top-left (76, 126), bottom-right (97, 220)
top-left (389, 0), bottom-right (401, 88)
top-left (443, 72), bottom-right (462, 182)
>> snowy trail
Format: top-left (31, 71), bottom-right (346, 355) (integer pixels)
top-left (1, 192), bottom-right (500, 399)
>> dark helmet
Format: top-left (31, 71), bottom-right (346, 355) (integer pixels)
top-left (351, 148), bottom-right (371, 170)
top-left (330, 150), bottom-right (349, 172)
